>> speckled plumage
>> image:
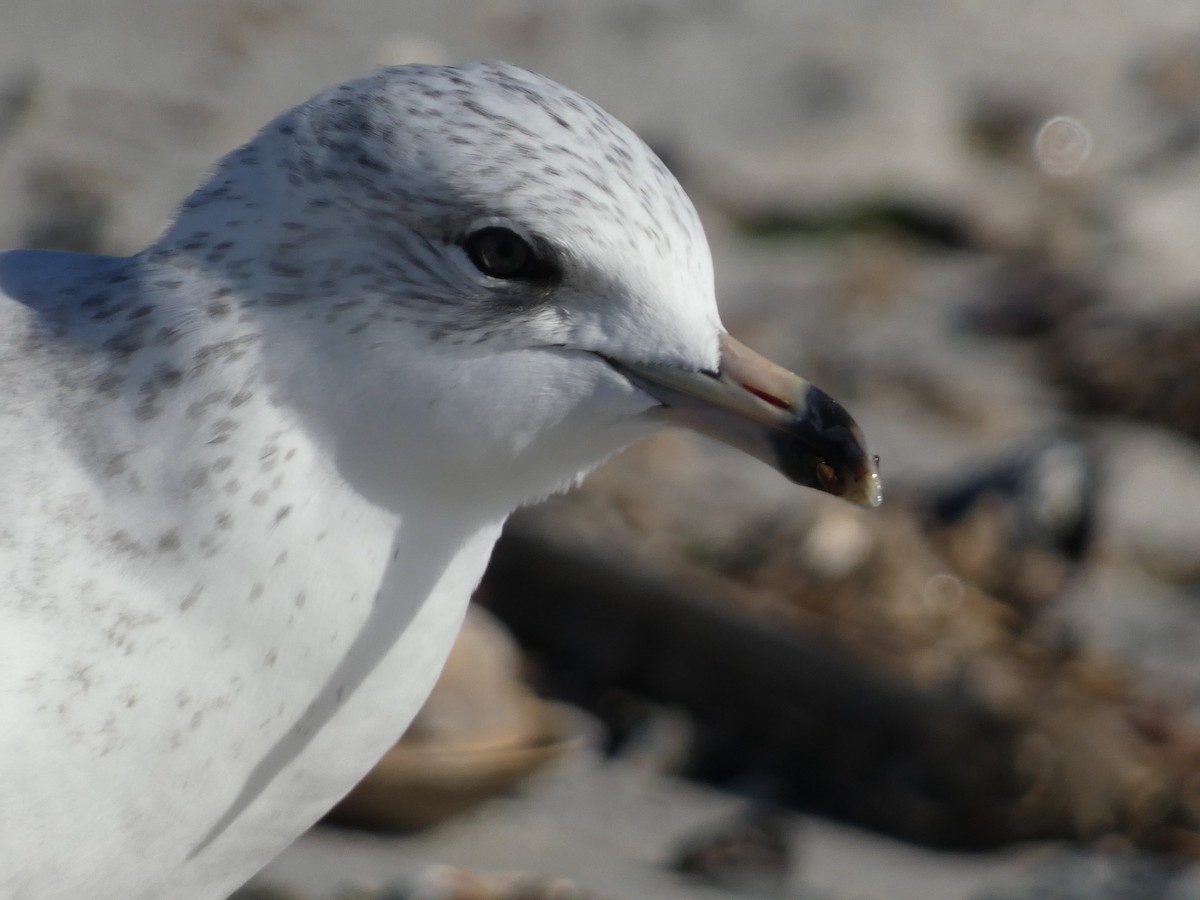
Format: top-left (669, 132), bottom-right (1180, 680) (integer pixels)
top-left (0, 61), bottom-right (723, 900)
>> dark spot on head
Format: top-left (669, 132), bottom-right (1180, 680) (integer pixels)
top-left (104, 453), bottom-right (129, 478)
top-left (155, 326), bottom-right (182, 346)
top-left (134, 399), bottom-right (160, 420)
top-left (180, 586), bottom-right (202, 612)
top-left (93, 373), bottom-right (125, 398)
top-left (154, 364), bottom-right (183, 388)
top-left (103, 329), bottom-right (145, 358)
top-left (209, 418), bottom-right (238, 442)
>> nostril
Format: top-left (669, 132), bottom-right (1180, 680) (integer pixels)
top-left (740, 382), bottom-right (793, 411)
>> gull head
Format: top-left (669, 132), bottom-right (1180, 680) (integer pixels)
top-left (161, 61), bottom-right (880, 514)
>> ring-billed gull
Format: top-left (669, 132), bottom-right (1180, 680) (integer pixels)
top-left (0, 61), bottom-right (880, 899)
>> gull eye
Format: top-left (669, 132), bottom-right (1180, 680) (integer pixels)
top-left (463, 226), bottom-right (537, 280)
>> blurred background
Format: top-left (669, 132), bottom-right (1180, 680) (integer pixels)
top-left (5, 1), bottom-right (1200, 897)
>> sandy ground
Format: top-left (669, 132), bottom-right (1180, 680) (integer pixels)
top-left (258, 750), bottom-right (1044, 900)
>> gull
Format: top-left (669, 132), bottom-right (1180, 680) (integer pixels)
top-left (0, 61), bottom-right (880, 900)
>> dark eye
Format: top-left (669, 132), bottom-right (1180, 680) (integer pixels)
top-left (463, 227), bottom-right (538, 280)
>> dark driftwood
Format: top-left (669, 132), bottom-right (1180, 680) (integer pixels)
top-left (482, 513), bottom-right (1024, 849)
